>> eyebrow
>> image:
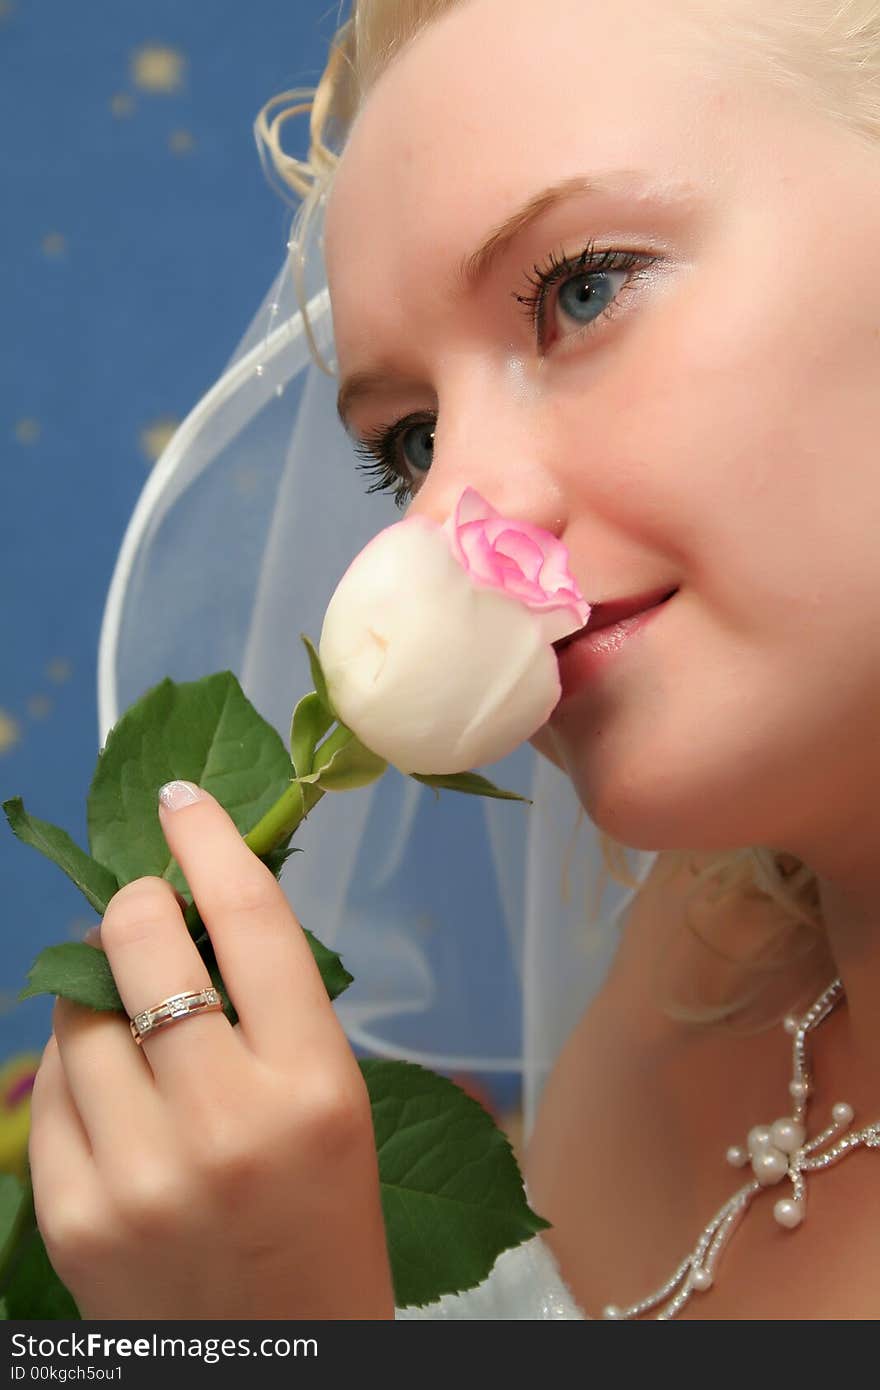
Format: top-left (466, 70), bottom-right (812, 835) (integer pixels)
top-left (336, 169), bottom-right (697, 430)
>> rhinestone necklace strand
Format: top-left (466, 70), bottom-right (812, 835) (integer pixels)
top-left (600, 977), bottom-right (880, 1320)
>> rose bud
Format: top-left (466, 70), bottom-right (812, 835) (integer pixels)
top-left (318, 486), bottom-right (590, 774)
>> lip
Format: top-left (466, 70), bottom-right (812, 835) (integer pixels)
top-left (552, 588), bottom-right (677, 705)
top-left (554, 585), bottom-right (678, 649)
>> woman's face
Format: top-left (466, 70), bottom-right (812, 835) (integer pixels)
top-left (324, 0), bottom-right (880, 863)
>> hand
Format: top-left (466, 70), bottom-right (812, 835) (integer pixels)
top-left (28, 785), bottom-right (395, 1320)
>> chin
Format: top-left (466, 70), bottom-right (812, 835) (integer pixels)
top-left (561, 747), bottom-right (767, 856)
top-left (526, 725), bottom-right (682, 848)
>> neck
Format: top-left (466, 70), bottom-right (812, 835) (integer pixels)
top-left (812, 868), bottom-right (880, 1089)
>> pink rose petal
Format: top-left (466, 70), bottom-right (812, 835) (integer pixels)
top-left (441, 486), bottom-right (591, 632)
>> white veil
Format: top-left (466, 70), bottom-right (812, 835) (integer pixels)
top-left (96, 190), bottom-right (658, 1141)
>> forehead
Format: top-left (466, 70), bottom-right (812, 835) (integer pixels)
top-left (324, 0), bottom-right (736, 275)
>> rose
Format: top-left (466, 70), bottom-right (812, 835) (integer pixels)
top-left (318, 486), bottom-right (590, 774)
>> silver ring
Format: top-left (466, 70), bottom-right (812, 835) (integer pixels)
top-left (129, 988), bottom-right (223, 1045)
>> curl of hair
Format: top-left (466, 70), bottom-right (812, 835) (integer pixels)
top-left (254, 0), bottom-right (879, 1029)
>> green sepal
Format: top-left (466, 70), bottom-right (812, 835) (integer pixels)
top-left (289, 691), bottom-right (335, 778)
top-left (297, 731), bottom-right (388, 793)
top-left (299, 634), bottom-right (337, 720)
top-left (409, 770), bottom-right (533, 805)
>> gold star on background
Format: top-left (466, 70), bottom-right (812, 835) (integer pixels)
top-left (168, 129), bottom-right (195, 155)
top-left (131, 44), bottom-right (186, 94)
top-left (47, 658), bottom-right (72, 684)
top-left (26, 695), bottom-right (51, 720)
top-left (14, 419), bottom-right (40, 445)
top-left (110, 92), bottom-right (135, 118)
top-left (41, 232), bottom-right (66, 258)
top-left (0, 710), bottom-right (21, 756)
top-left (139, 416), bottom-right (180, 464)
top-left (0, 989), bottom-right (21, 1018)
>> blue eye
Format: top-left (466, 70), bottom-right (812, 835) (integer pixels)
top-left (353, 412), bottom-right (437, 509)
top-left (399, 419), bottom-right (435, 475)
top-left (556, 269), bottom-right (622, 327)
top-left (514, 242), bottom-right (656, 349)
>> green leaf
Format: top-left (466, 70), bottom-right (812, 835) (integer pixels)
top-left (299, 634), bottom-right (337, 719)
top-left (0, 1174), bottom-right (26, 1267)
top-left (303, 928), bottom-right (354, 1001)
top-left (410, 770), bottom-right (532, 805)
top-left (361, 1059), bottom-right (551, 1309)
top-left (298, 735), bottom-right (388, 793)
top-left (2, 798), bottom-right (118, 916)
top-left (4, 1228), bottom-right (80, 1320)
top-left (289, 691), bottom-right (335, 778)
top-left (88, 671), bottom-right (295, 899)
top-left (0, 1172), bottom-right (74, 1319)
top-left (18, 942), bottom-right (123, 1012)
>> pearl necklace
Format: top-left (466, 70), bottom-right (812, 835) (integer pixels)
top-left (601, 978), bottom-right (880, 1319)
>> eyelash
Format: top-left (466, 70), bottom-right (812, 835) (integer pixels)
top-left (353, 239), bottom-right (658, 509)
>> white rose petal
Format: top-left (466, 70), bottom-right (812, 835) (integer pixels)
top-left (319, 516), bottom-right (563, 774)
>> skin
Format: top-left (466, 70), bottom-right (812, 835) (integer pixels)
top-left (323, 0), bottom-right (880, 1314)
top-left (32, 0), bottom-right (880, 1320)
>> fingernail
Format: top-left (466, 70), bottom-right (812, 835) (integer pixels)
top-left (83, 925), bottom-right (101, 945)
top-left (158, 780), bottom-right (205, 812)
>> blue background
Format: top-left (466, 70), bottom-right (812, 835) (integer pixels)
top-left (0, 0), bottom-right (339, 1043)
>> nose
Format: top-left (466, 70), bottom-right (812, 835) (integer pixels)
top-left (405, 373), bottom-right (567, 541)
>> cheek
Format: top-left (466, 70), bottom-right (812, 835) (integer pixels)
top-left (571, 256), bottom-right (877, 631)
top-left (539, 220), bottom-right (880, 848)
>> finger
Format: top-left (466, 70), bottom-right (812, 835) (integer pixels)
top-left (50, 992), bottom-right (164, 1164)
top-left (97, 875), bottom-right (240, 1094)
top-left (156, 780), bottom-right (346, 1065)
top-left (28, 1037), bottom-right (103, 1246)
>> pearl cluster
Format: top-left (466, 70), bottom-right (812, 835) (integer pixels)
top-left (599, 978), bottom-right (880, 1320)
top-left (726, 1114), bottom-right (807, 1226)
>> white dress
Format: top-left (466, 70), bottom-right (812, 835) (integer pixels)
top-left (395, 1233), bottom-right (588, 1320)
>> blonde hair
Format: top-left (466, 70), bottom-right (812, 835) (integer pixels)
top-left (255, 0), bottom-right (879, 1029)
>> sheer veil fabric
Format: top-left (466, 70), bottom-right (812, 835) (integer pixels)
top-left (97, 198), bottom-right (658, 1139)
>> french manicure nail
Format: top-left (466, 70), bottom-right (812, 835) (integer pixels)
top-left (158, 780), bottom-right (205, 812)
